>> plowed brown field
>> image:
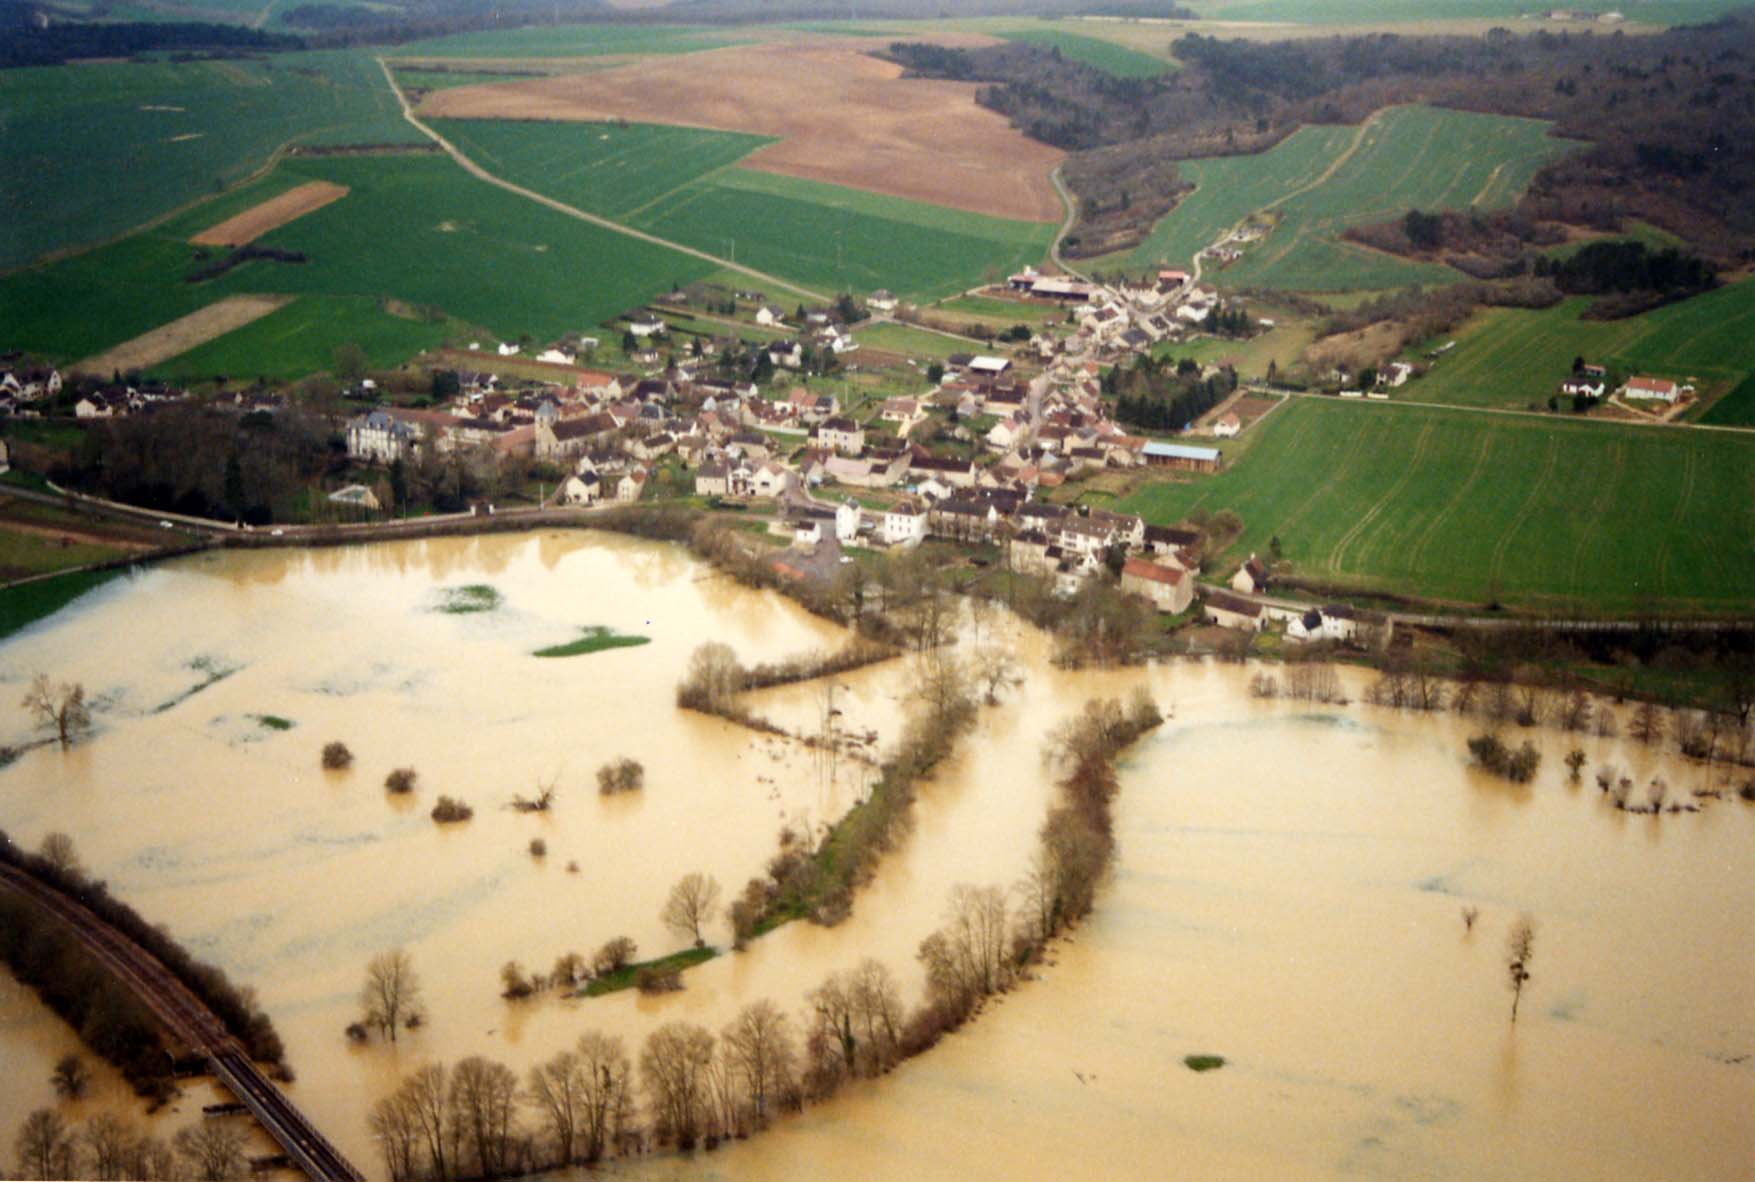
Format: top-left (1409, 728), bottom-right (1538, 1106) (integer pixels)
top-left (72, 295), bottom-right (292, 376)
top-left (417, 41), bottom-right (1064, 223)
top-left (190, 181), bottom-right (349, 247)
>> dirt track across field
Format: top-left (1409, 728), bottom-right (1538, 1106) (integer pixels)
top-left (72, 294), bottom-right (292, 375)
top-left (417, 40), bottom-right (1064, 223)
top-left (190, 181), bottom-right (349, 246)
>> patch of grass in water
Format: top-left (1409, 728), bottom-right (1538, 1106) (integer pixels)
top-left (252, 714), bottom-right (295, 731)
top-left (434, 584), bottom-right (502, 614)
top-left (580, 946), bottom-right (716, 997)
top-left (1184, 1054), bottom-right (1226, 1073)
top-left (153, 655), bottom-right (241, 713)
top-left (533, 625), bottom-right (651, 659)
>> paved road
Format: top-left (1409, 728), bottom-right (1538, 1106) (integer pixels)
top-left (0, 865), bottom-right (363, 1182)
top-left (375, 58), bottom-right (829, 305)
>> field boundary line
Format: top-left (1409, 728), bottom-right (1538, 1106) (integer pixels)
top-left (376, 57), bottom-right (829, 303)
top-left (1327, 419), bottom-right (1434, 574)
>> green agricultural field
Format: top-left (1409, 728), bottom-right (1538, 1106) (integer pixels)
top-left (997, 29), bottom-right (1173, 77)
top-left (1119, 398), bottom-right (1755, 614)
top-left (854, 322), bottom-right (972, 360)
top-left (0, 51), bottom-right (421, 269)
top-left (149, 295), bottom-right (455, 383)
top-left (1700, 374), bottom-right (1755, 426)
top-left (1126, 105), bottom-right (1577, 290)
top-left (434, 119), bottom-right (1055, 300)
top-left (392, 68), bottom-right (562, 92)
top-left (1410, 280), bottom-right (1755, 410)
top-left (0, 154), bottom-right (714, 376)
top-left (432, 119), bottom-right (774, 219)
top-left (386, 24), bottom-right (736, 60)
top-left (1192, 0), bottom-right (1746, 25)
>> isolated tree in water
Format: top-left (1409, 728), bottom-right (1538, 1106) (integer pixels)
top-left (22, 673), bottom-right (90, 748)
top-left (1506, 917), bottom-right (1535, 1024)
top-left (361, 948), bottom-right (422, 1042)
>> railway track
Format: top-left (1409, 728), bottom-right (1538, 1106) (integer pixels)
top-left (0, 865), bottom-right (363, 1182)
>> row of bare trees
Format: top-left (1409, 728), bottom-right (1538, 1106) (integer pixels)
top-left (13, 1108), bottom-right (244, 1182)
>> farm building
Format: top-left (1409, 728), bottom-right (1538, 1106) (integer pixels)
top-left (1623, 375), bottom-right (1683, 403)
top-left (1120, 558), bottom-right (1193, 614)
top-left (1212, 413), bottom-right (1241, 438)
top-left (1231, 555), bottom-right (1269, 595)
top-left (1142, 441), bottom-right (1222, 473)
top-left (1204, 590), bottom-right (1265, 631)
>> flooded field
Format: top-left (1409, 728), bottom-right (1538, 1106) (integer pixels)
top-left (2, 532), bottom-right (1751, 1180)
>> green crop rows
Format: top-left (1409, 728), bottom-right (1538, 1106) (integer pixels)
top-left (434, 119), bottom-right (1055, 300)
top-left (1119, 397), bottom-right (1755, 614)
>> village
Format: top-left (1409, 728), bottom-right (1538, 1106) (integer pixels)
top-left (0, 261), bottom-right (1697, 645)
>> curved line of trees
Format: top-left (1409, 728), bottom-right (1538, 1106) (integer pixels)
top-left (363, 694), bottom-right (1162, 1181)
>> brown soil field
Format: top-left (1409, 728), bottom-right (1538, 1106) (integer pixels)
top-left (189, 181), bottom-right (349, 247)
top-left (72, 295), bottom-right (293, 376)
top-left (418, 40), bottom-right (1065, 223)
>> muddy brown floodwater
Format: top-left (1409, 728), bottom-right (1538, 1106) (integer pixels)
top-left (2, 533), bottom-right (1750, 1180)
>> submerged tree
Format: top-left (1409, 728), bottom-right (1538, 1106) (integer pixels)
top-left (361, 948), bottom-right (422, 1043)
top-left (22, 674), bottom-right (91, 748)
top-left (1506, 916), bottom-right (1535, 1024)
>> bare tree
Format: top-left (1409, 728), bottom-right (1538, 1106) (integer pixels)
top-left (1564, 749), bottom-right (1587, 780)
top-left (361, 948), bottom-right (421, 1042)
top-left (1630, 700), bottom-right (1666, 745)
top-left (1506, 916), bottom-right (1535, 1024)
top-left (38, 833), bottom-right (82, 879)
top-left (174, 1121), bottom-right (247, 1181)
top-left (1558, 690), bottom-right (1593, 733)
top-left (593, 936), bottom-right (636, 977)
top-left (971, 642), bottom-right (1024, 705)
top-left (1461, 905), bottom-right (1480, 933)
top-left (527, 1051), bottom-right (583, 1166)
top-left (846, 958), bottom-right (903, 1075)
top-left (448, 1055), bottom-right (520, 1179)
top-left (677, 642), bottom-right (744, 712)
top-left (368, 1092), bottom-right (421, 1182)
top-left (576, 1031), bottom-right (633, 1165)
top-left (50, 1052), bottom-right (88, 1099)
top-left (83, 1113), bottom-right (139, 1182)
top-left (22, 674), bottom-right (91, 748)
top-left (661, 872), bottom-right (722, 948)
top-left (15, 1108), bottom-right (77, 1180)
top-left (722, 999), bottom-right (797, 1126)
top-left (399, 1063), bottom-right (450, 1182)
top-left (806, 973), bottom-right (858, 1085)
top-left (640, 1021), bottom-right (715, 1149)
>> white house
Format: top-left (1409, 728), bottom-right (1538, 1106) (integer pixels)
top-left (869, 289), bottom-right (898, 313)
top-left (835, 498), bottom-right (862, 543)
top-left (1623, 375), bottom-right (1683, 403)
top-left (559, 472), bottom-right (602, 505)
top-left (496, 342), bottom-right (521, 356)
top-left (881, 499), bottom-right (928, 548)
top-left (1286, 605), bottom-right (1360, 644)
top-left (752, 461), bottom-right (789, 499)
top-left (1211, 413), bottom-right (1241, 438)
top-left (346, 410), bottom-right (419, 463)
top-left (755, 305), bottom-right (787, 327)
top-left (627, 315), bottom-right (667, 339)
top-left (815, 417), bottom-right (865, 455)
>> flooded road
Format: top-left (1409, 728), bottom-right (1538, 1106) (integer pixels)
top-left (2, 533), bottom-right (1750, 1179)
